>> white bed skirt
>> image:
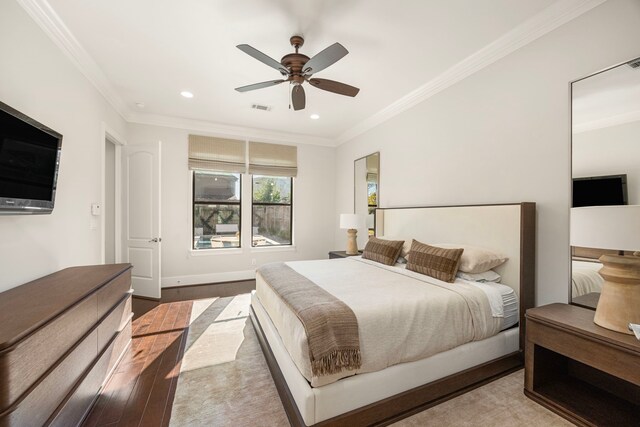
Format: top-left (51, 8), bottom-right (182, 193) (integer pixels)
top-left (251, 292), bottom-right (519, 426)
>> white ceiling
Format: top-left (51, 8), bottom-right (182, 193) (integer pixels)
top-left (573, 58), bottom-right (640, 132)
top-left (42, 0), bottom-right (570, 141)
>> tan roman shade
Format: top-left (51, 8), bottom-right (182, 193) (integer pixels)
top-left (248, 141), bottom-right (297, 177)
top-left (188, 135), bottom-right (247, 173)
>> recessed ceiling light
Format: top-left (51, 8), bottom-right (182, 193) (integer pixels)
top-left (180, 91), bottom-right (194, 98)
top-left (310, 114), bottom-right (320, 120)
top-left (135, 102), bottom-right (145, 109)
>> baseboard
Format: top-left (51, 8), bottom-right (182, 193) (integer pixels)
top-left (132, 295), bottom-right (161, 302)
top-left (161, 270), bottom-right (256, 287)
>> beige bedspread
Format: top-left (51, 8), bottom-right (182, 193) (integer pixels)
top-left (255, 257), bottom-right (501, 387)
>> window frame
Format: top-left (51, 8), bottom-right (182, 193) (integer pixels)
top-left (251, 175), bottom-right (294, 247)
top-left (192, 170), bottom-right (242, 250)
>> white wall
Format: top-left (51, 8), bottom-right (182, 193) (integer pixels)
top-left (126, 123), bottom-right (336, 286)
top-left (0, 1), bottom-right (127, 292)
top-left (334, 0), bottom-right (640, 306)
top-left (573, 120), bottom-right (640, 204)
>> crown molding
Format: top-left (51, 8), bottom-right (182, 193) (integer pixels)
top-left (336, 0), bottom-right (607, 145)
top-left (127, 112), bottom-right (336, 147)
top-left (20, 0), bottom-right (607, 148)
top-left (573, 109), bottom-right (640, 134)
top-left (17, 0), bottom-right (130, 120)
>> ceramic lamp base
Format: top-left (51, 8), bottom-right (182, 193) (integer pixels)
top-left (345, 229), bottom-right (359, 255)
top-left (594, 254), bottom-right (640, 334)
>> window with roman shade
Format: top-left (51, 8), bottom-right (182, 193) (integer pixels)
top-left (248, 141), bottom-right (296, 246)
top-left (248, 141), bottom-right (297, 177)
top-left (189, 135), bottom-right (245, 250)
top-left (188, 135), bottom-right (247, 173)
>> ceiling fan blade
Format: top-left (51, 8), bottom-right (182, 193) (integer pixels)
top-left (235, 79), bottom-right (286, 92)
top-left (237, 44), bottom-right (289, 75)
top-left (292, 85), bottom-right (306, 111)
top-left (303, 43), bottom-right (348, 75)
top-left (308, 78), bottom-right (360, 97)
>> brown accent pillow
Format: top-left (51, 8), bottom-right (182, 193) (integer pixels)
top-left (362, 236), bottom-right (404, 266)
top-left (406, 240), bottom-right (463, 283)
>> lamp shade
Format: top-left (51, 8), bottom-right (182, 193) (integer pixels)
top-left (570, 205), bottom-right (640, 251)
top-left (340, 213), bottom-right (362, 229)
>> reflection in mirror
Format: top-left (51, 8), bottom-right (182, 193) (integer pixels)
top-left (570, 56), bottom-right (640, 309)
top-left (354, 153), bottom-right (379, 248)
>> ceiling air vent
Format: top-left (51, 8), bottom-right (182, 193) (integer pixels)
top-left (251, 104), bottom-right (271, 111)
top-left (627, 57), bottom-right (640, 69)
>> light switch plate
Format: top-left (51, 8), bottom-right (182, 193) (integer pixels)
top-left (91, 203), bottom-right (101, 216)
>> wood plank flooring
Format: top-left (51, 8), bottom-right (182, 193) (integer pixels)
top-left (82, 301), bottom-right (193, 427)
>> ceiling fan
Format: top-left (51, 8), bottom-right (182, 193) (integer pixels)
top-left (235, 36), bottom-right (360, 111)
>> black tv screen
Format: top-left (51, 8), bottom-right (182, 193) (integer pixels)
top-left (0, 101), bottom-right (62, 214)
top-left (572, 175), bottom-right (628, 207)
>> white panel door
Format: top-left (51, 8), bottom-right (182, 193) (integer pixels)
top-left (123, 142), bottom-right (161, 298)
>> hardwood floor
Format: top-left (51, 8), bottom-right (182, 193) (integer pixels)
top-left (130, 279), bottom-right (256, 321)
top-left (82, 300), bottom-right (193, 427)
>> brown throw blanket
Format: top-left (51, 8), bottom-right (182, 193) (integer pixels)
top-left (258, 262), bottom-right (362, 377)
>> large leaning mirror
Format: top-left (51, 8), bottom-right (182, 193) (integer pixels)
top-left (355, 152), bottom-right (379, 247)
top-left (570, 56), bottom-right (640, 310)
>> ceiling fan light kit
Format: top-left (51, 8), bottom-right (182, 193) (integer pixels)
top-left (235, 36), bottom-right (360, 111)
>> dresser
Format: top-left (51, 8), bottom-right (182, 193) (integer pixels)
top-left (0, 264), bottom-right (133, 427)
top-left (524, 303), bottom-right (640, 426)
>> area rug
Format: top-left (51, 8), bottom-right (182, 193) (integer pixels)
top-left (169, 294), bottom-right (570, 427)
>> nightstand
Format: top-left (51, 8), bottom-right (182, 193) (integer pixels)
top-left (328, 250), bottom-right (362, 259)
top-left (524, 303), bottom-right (640, 426)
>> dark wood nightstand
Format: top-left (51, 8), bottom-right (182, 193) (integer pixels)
top-left (328, 250), bottom-right (362, 259)
top-left (524, 303), bottom-right (640, 426)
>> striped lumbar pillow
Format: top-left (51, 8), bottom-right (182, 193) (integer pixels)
top-left (407, 239), bottom-right (463, 283)
top-left (362, 236), bottom-right (405, 266)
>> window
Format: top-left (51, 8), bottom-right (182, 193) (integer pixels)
top-left (367, 177), bottom-right (378, 236)
top-left (193, 171), bottom-right (241, 249)
top-left (252, 175), bottom-right (293, 246)
top-left (188, 134), bottom-right (297, 250)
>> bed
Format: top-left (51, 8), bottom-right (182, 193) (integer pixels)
top-left (250, 203), bottom-right (536, 426)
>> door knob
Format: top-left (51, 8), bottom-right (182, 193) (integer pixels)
top-left (149, 237), bottom-right (162, 243)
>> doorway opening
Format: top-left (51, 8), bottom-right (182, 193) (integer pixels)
top-left (105, 137), bottom-right (117, 263)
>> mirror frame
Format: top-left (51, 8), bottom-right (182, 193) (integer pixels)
top-left (568, 55), bottom-right (640, 308)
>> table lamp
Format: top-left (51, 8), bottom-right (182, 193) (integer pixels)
top-left (571, 205), bottom-right (640, 334)
top-left (340, 213), bottom-right (363, 255)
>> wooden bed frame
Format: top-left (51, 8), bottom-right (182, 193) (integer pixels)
top-left (250, 202), bottom-right (536, 426)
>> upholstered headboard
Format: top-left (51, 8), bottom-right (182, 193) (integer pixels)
top-left (375, 203), bottom-right (536, 349)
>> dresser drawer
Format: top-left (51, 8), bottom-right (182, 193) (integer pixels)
top-left (0, 329), bottom-right (98, 427)
top-left (48, 319), bottom-right (132, 427)
top-left (97, 270), bottom-right (131, 320)
top-left (98, 294), bottom-right (132, 351)
top-left (0, 295), bottom-right (98, 411)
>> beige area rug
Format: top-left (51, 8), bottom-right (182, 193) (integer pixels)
top-left (170, 294), bottom-right (570, 427)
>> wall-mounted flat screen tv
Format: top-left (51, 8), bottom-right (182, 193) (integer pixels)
top-left (0, 101), bottom-right (62, 214)
top-left (572, 174), bottom-right (628, 207)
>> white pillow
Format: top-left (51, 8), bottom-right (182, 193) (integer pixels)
top-left (456, 270), bottom-right (501, 283)
top-left (432, 244), bottom-right (508, 274)
top-left (378, 235), bottom-right (411, 258)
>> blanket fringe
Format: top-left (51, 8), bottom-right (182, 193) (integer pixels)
top-left (311, 349), bottom-right (362, 377)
